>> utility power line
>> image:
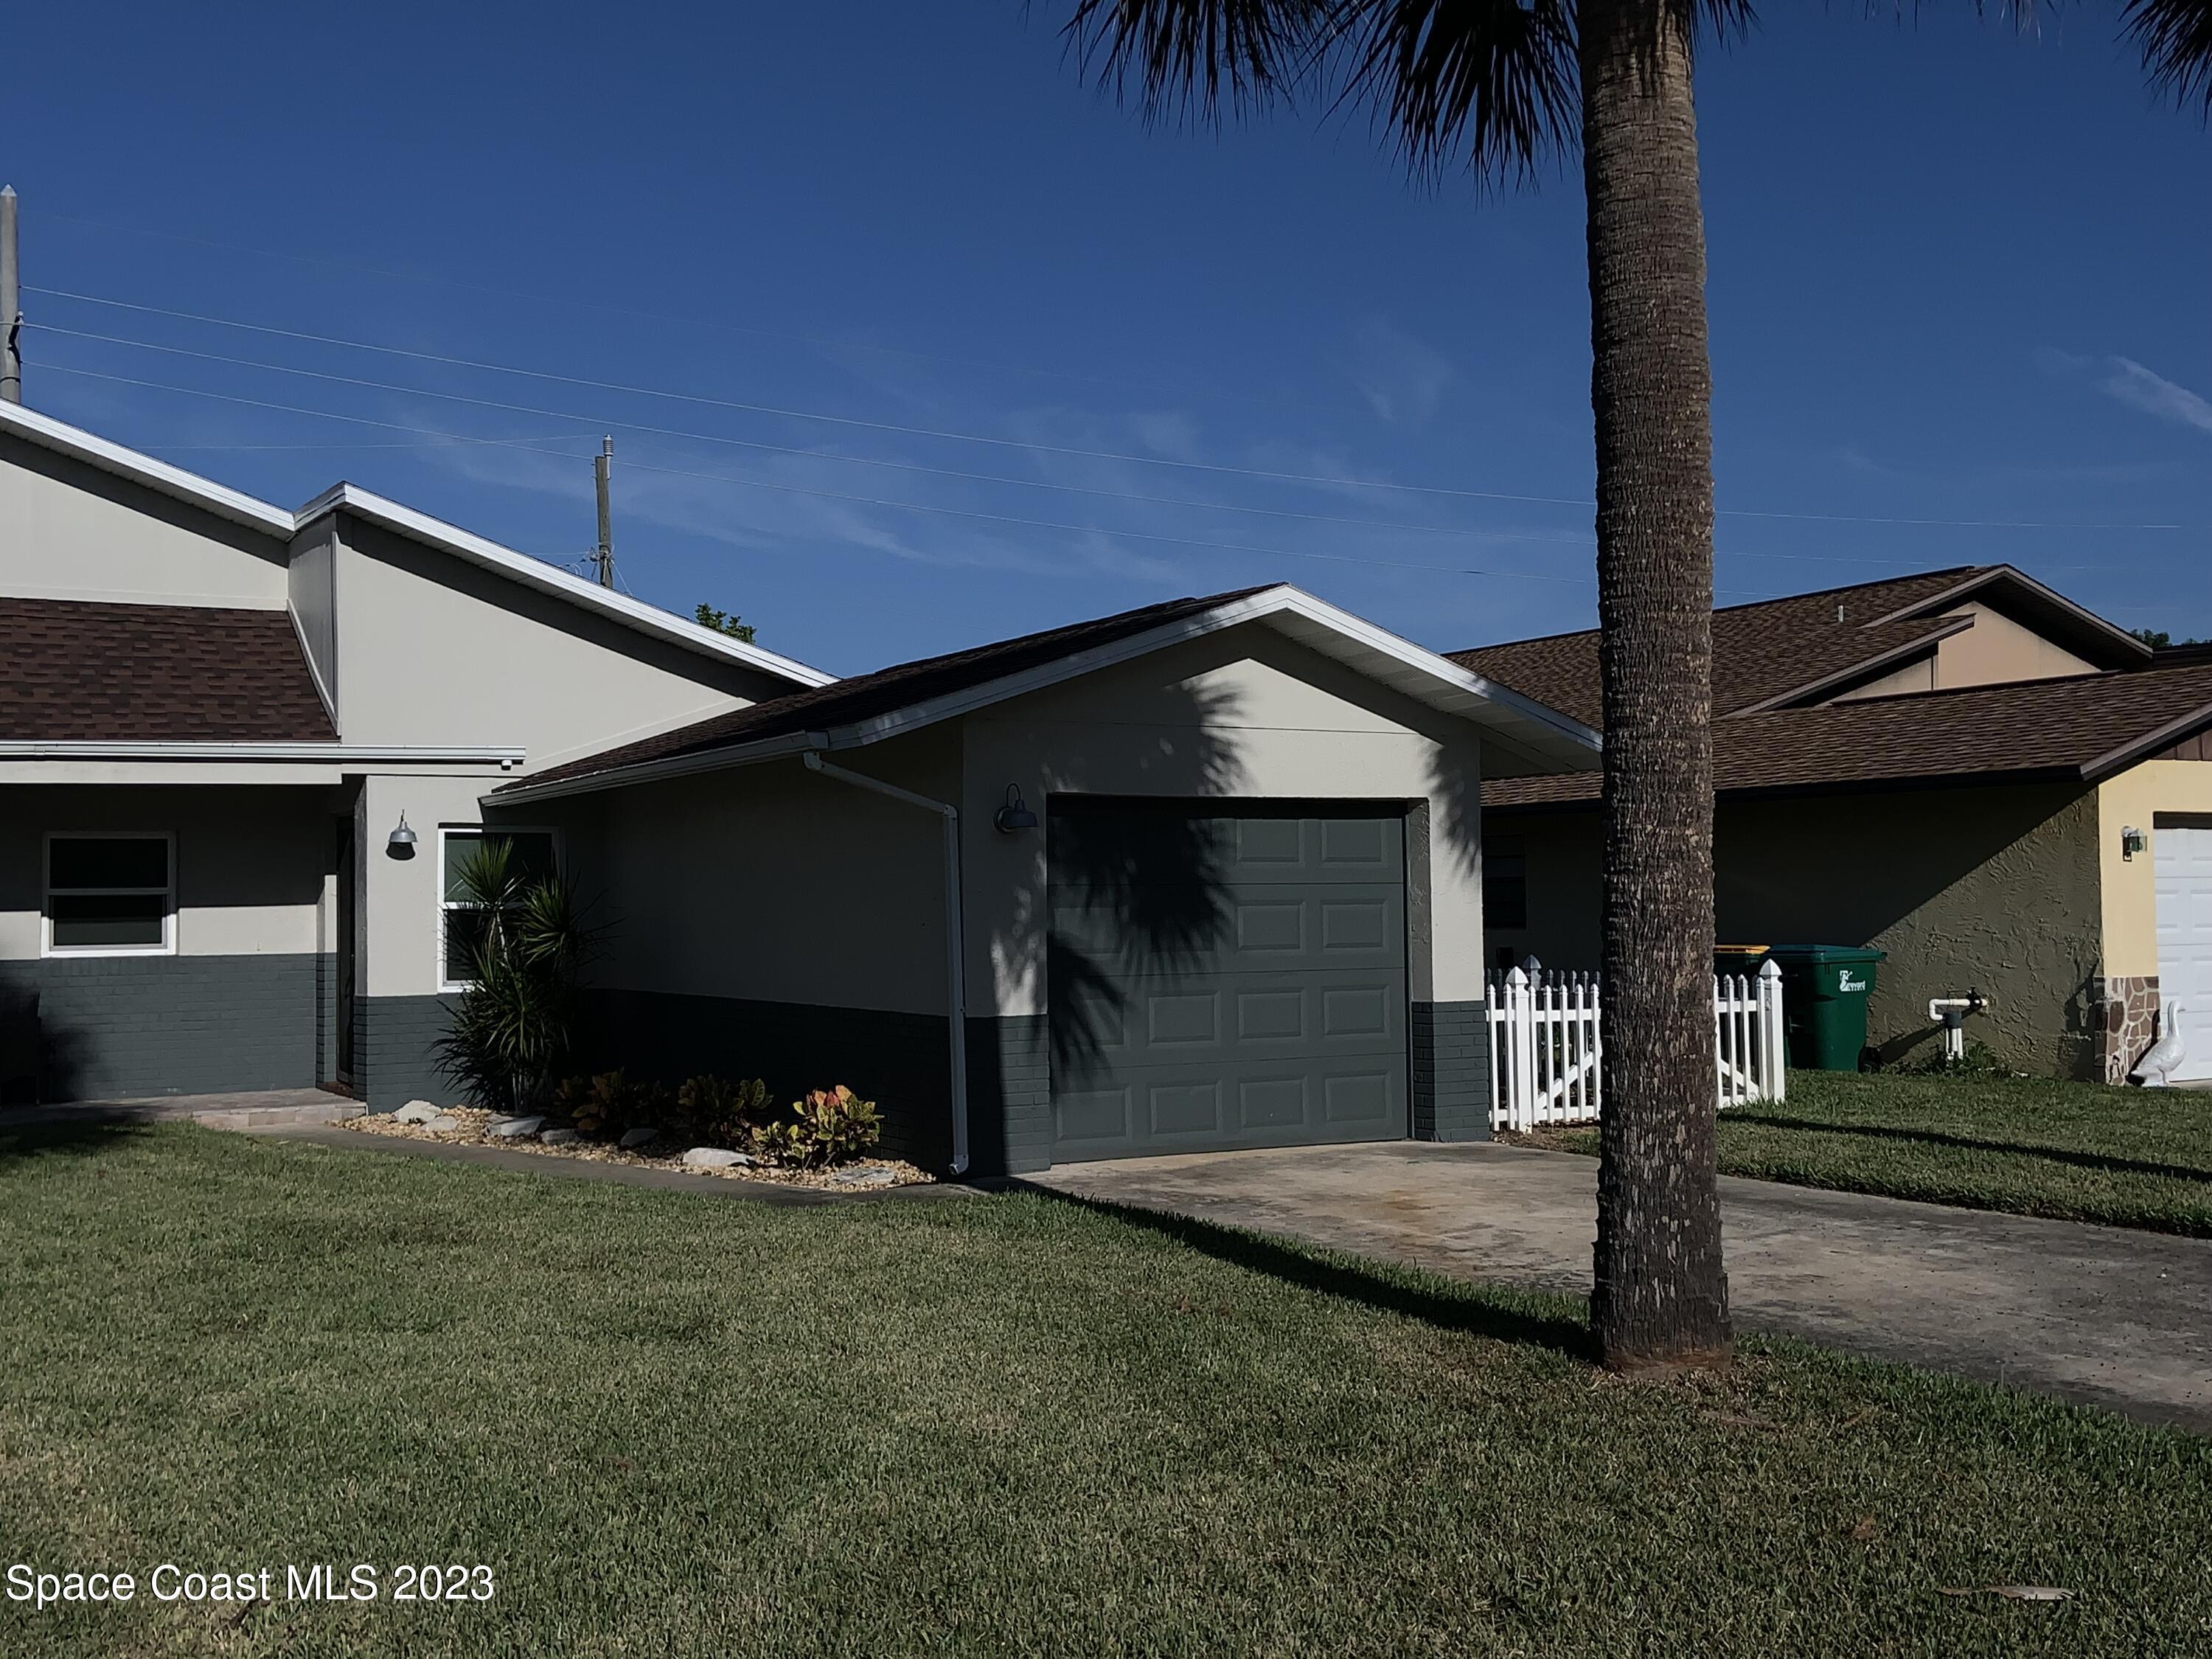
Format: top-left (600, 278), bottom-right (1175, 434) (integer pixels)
top-left (37, 215), bottom-right (1351, 415)
top-left (28, 291), bottom-right (2194, 535)
top-left (35, 361), bottom-right (2199, 590)
top-left (32, 361), bottom-right (1591, 586)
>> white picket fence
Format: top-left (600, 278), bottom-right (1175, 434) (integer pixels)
top-left (1486, 958), bottom-right (1787, 1132)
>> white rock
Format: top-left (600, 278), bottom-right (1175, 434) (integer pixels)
top-left (831, 1166), bottom-right (899, 1188)
top-left (681, 1147), bottom-right (751, 1169)
top-left (392, 1101), bottom-right (443, 1124)
top-left (488, 1115), bottom-right (545, 1139)
top-left (422, 1116), bottom-right (461, 1133)
top-left (540, 1127), bottom-right (578, 1145)
top-left (618, 1126), bottom-right (660, 1150)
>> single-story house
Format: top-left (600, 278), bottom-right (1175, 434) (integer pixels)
top-left (1457, 566), bottom-right (2212, 1083)
top-left (0, 400), bottom-right (1600, 1172)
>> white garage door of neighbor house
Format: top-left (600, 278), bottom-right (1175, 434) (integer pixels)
top-left (2152, 824), bottom-right (2212, 1082)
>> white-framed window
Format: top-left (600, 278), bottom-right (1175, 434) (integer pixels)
top-left (44, 832), bottom-right (177, 958)
top-left (437, 826), bottom-right (561, 992)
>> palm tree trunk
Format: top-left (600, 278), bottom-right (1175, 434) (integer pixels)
top-left (1578, 0), bottom-right (1731, 1368)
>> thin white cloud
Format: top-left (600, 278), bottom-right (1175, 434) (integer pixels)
top-left (1348, 316), bottom-right (1453, 426)
top-left (2099, 358), bottom-right (2212, 437)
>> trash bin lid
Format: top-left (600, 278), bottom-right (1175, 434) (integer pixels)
top-left (1764, 944), bottom-right (1886, 964)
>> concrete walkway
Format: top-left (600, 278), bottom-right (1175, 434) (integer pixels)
top-left (1032, 1141), bottom-right (2212, 1433)
top-left (0, 1088), bottom-right (362, 1132)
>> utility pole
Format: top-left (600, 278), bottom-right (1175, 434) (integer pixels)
top-left (1, 187), bottom-right (21, 405)
top-left (592, 435), bottom-right (613, 588)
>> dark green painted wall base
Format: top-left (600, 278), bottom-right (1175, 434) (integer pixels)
top-left (0, 953), bottom-right (321, 1102)
top-left (1412, 1001), bottom-right (1491, 1142)
top-left (356, 995), bottom-right (454, 1110)
top-left (586, 989), bottom-right (955, 1169)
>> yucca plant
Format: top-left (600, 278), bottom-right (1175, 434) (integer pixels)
top-left (434, 838), bottom-right (599, 1115)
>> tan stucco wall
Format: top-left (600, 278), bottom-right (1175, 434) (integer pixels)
top-left (0, 437), bottom-right (290, 608)
top-left (321, 515), bottom-right (787, 763)
top-left (1832, 654), bottom-right (1936, 703)
top-left (960, 624), bottom-right (1486, 1016)
top-left (1930, 602), bottom-right (2101, 689)
top-left (1489, 781), bottom-right (2104, 1076)
top-left (2095, 759), bottom-right (2212, 979)
top-left (0, 785), bottom-right (334, 961)
top-left (361, 771), bottom-right (535, 998)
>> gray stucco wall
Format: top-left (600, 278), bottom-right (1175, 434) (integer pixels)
top-left (0, 953), bottom-right (321, 1101)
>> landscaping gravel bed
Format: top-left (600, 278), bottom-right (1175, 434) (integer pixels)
top-left (341, 1103), bottom-right (932, 1190)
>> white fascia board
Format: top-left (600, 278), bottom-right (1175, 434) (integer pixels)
top-left (0, 741), bottom-right (525, 767)
top-left (493, 585), bottom-right (1602, 807)
top-left (0, 402), bottom-right (296, 535)
top-left (299, 485), bottom-right (837, 690)
top-left (815, 585), bottom-right (1600, 766)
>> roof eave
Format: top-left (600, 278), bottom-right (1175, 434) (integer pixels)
top-left (493, 585), bottom-right (1604, 806)
top-left (1729, 616), bottom-right (1973, 714)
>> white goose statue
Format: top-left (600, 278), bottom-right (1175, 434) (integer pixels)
top-left (2130, 1004), bottom-right (2185, 1088)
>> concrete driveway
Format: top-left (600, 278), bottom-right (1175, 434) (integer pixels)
top-left (1032, 1141), bottom-right (2212, 1433)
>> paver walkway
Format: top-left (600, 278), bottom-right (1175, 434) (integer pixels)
top-left (1034, 1140), bottom-right (2212, 1433)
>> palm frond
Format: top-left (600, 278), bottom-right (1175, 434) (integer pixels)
top-left (1334, 0), bottom-right (1580, 182)
top-left (1059, 0), bottom-right (1342, 121)
top-left (2123, 0), bottom-right (2212, 112)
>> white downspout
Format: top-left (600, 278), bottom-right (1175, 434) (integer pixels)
top-left (801, 751), bottom-right (970, 1175)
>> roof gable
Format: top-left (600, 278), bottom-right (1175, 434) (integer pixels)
top-left (498, 585), bottom-right (1601, 803)
top-left (0, 401), bottom-right (833, 693)
top-left (1453, 565), bottom-right (2149, 723)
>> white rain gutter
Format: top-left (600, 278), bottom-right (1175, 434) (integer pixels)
top-left (800, 751), bottom-right (970, 1176)
top-left (0, 740), bottom-right (526, 766)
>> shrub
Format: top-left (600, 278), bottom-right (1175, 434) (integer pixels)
top-left (434, 839), bottom-right (601, 1114)
top-left (554, 1070), bottom-right (667, 1139)
top-left (752, 1085), bottom-right (882, 1169)
top-left (669, 1074), bottom-right (772, 1149)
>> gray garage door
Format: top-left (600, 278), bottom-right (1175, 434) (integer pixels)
top-left (1047, 801), bottom-right (1409, 1161)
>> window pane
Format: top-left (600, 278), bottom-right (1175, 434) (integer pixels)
top-left (50, 893), bottom-right (166, 947)
top-left (49, 837), bottom-right (169, 891)
top-left (444, 907), bottom-right (492, 984)
top-left (442, 831), bottom-right (557, 901)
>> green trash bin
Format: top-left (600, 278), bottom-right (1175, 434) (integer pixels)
top-left (1764, 945), bottom-right (1885, 1071)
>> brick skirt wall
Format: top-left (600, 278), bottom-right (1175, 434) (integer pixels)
top-left (0, 953), bottom-right (320, 1102)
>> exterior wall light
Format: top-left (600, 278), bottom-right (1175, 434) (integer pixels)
top-left (2122, 825), bottom-right (2146, 862)
top-left (387, 812), bottom-right (420, 859)
top-left (993, 785), bottom-right (1039, 835)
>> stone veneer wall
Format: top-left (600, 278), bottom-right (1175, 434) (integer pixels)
top-left (2096, 974), bottom-right (2160, 1085)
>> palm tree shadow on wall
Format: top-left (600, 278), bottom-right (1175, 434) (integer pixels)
top-left (1038, 681), bottom-right (1248, 1084)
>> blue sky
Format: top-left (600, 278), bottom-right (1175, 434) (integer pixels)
top-left (2, 2), bottom-right (2206, 674)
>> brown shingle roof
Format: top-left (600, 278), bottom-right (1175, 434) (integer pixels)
top-left (1484, 660), bottom-right (2212, 807)
top-left (1455, 567), bottom-right (1989, 724)
top-left (0, 597), bottom-right (337, 742)
top-left (510, 586), bottom-right (1276, 793)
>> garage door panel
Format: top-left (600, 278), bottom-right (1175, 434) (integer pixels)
top-left (1057, 971), bottom-right (1406, 1078)
top-left (1052, 1057), bottom-right (1406, 1155)
top-left (1051, 810), bottom-right (1403, 888)
top-left (1050, 883), bottom-right (1404, 973)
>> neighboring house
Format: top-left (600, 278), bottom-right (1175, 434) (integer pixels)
top-left (0, 400), bottom-right (830, 1107)
top-left (1456, 566), bottom-right (2212, 1083)
top-left (1, 402), bottom-right (1601, 1173)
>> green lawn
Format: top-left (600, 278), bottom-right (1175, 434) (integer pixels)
top-left (3, 1123), bottom-right (2209, 1657)
top-left (1514, 1070), bottom-right (2212, 1237)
